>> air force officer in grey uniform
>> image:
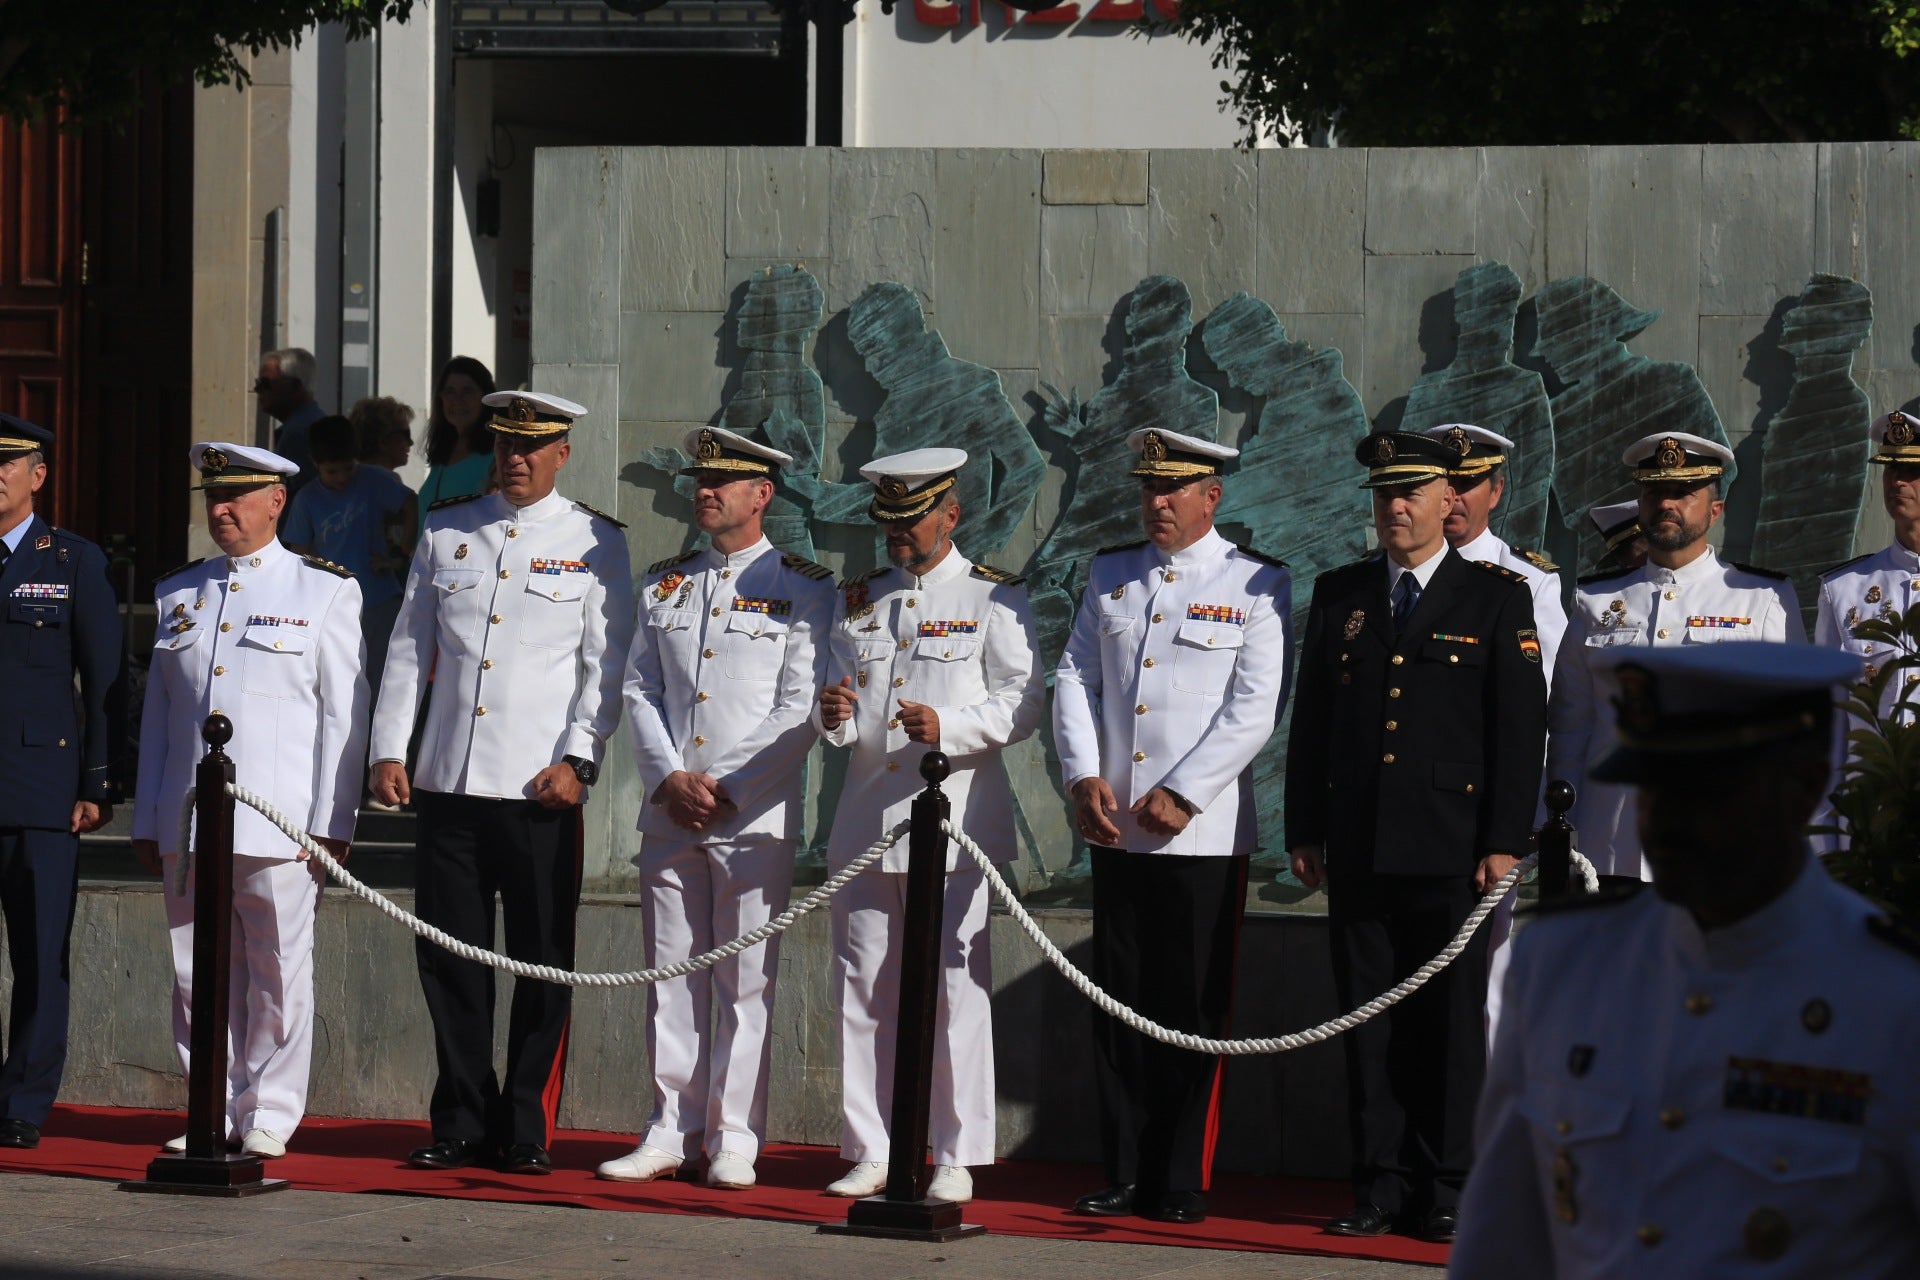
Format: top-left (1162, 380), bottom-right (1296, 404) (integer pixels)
top-left (601, 428), bottom-right (833, 1191)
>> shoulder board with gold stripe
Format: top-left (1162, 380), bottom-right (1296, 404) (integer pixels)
top-left (647, 548), bottom-right (699, 576)
top-left (157, 556), bottom-right (206, 582)
top-left (1234, 543), bottom-right (1288, 570)
top-left (1515, 548), bottom-right (1558, 573)
top-left (428, 492), bottom-right (484, 512)
top-left (781, 552), bottom-right (832, 581)
top-left (970, 563), bottom-right (1026, 586)
top-left (1821, 551), bottom-right (1874, 580)
top-left (839, 565), bottom-right (889, 590)
top-left (1868, 913), bottom-right (1920, 964)
top-left (1094, 540), bottom-right (1147, 558)
top-left (575, 500), bottom-right (627, 530)
top-left (303, 555), bottom-right (354, 579)
top-left (1729, 560), bottom-right (1790, 582)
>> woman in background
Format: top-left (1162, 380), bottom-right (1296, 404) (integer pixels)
top-left (416, 356), bottom-right (496, 537)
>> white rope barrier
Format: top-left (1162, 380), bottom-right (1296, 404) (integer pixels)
top-left (944, 818), bottom-right (1599, 1056)
top-left (173, 785), bottom-right (1600, 1050)
top-left (173, 787), bottom-right (901, 987)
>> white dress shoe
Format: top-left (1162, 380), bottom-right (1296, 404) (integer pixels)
top-left (595, 1144), bottom-right (683, 1183)
top-left (241, 1129), bottom-right (287, 1158)
top-left (706, 1151), bottom-right (756, 1189)
top-left (927, 1165), bottom-right (973, 1204)
top-left (162, 1134), bottom-right (187, 1153)
top-left (825, 1160), bottom-right (889, 1197)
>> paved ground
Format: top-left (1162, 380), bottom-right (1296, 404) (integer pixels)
top-left (0, 1173), bottom-right (1438, 1279)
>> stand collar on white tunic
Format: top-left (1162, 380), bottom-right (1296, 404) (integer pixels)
top-left (1888, 538), bottom-right (1920, 574)
top-left (701, 534), bottom-right (771, 572)
top-left (1668, 855), bottom-right (1825, 972)
top-left (906, 544), bottom-right (971, 589)
top-left (1151, 526), bottom-right (1228, 573)
top-left (498, 488), bottom-right (569, 527)
top-left (1454, 526), bottom-right (1505, 563)
top-left (221, 537), bottom-right (291, 576)
top-left (1649, 544), bottom-right (1722, 588)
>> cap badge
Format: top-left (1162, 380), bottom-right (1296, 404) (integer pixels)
top-left (878, 477), bottom-right (909, 502)
top-left (1141, 431), bottom-right (1168, 464)
top-left (202, 447), bottom-right (229, 472)
top-left (1370, 436), bottom-right (1396, 465)
top-left (696, 430), bottom-right (723, 462)
top-left (1889, 414), bottom-right (1916, 447)
top-left (1444, 426), bottom-right (1470, 456)
top-left (508, 397), bottom-right (537, 424)
top-left (1655, 437), bottom-right (1685, 469)
top-left (1615, 664), bottom-right (1659, 737)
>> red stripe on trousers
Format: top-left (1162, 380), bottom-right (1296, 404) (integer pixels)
top-left (1198, 856), bottom-right (1250, 1190)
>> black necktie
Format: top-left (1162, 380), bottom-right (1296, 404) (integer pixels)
top-left (1392, 572), bottom-right (1418, 637)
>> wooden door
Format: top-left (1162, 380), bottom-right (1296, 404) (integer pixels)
top-left (0, 105), bottom-right (79, 496)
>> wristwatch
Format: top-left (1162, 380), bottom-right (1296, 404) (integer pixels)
top-left (563, 754), bottom-right (598, 786)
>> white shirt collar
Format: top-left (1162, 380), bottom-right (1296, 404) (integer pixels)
top-left (1887, 537), bottom-right (1920, 573)
top-left (906, 544), bottom-right (971, 588)
top-left (703, 535), bottom-right (772, 571)
top-left (1669, 856), bottom-right (1825, 972)
top-left (1453, 526), bottom-right (1505, 564)
top-left (1386, 544), bottom-right (1450, 594)
top-left (0, 514), bottom-right (34, 556)
top-left (222, 538), bottom-right (291, 575)
top-left (501, 488), bottom-right (570, 526)
top-left (1650, 545), bottom-right (1722, 586)
top-left (1151, 527), bottom-right (1229, 569)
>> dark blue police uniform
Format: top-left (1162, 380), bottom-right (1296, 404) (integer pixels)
top-left (0, 415), bottom-right (126, 1147)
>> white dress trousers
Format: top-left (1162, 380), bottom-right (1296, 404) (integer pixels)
top-left (810, 549), bottom-right (1044, 1167)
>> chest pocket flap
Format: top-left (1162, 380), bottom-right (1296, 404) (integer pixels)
top-left (1421, 637), bottom-right (1486, 665)
top-left (724, 610), bottom-right (789, 640)
top-left (156, 627), bottom-right (204, 653)
top-left (1710, 1121), bottom-right (1863, 1183)
top-left (529, 574), bottom-right (589, 604)
top-left (1099, 611), bottom-right (1134, 637)
top-left (239, 626), bottom-right (311, 655)
top-left (8, 598), bottom-right (64, 626)
top-left (433, 568), bottom-right (484, 595)
top-left (1519, 1084), bottom-right (1630, 1146)
top-left (648, 607), bottom-right (698, 632)
top-left (853, 639), bottom-right (894, 664)
top-left (1174, 619), bottom-right (1245, 651)
top-left (913, 635), bottom-right (978, 662)
top-left (1585, 628), bottom-right (1643, 648)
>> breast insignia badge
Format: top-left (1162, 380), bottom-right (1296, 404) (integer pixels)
top-left (1344, 610), bottom-right (1365, 640)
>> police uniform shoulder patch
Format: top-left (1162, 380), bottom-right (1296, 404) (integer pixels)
top-left (156, 556), bottom-right (206, 582)
top-left (1867, 913), bottom-right (1920, 964)
top-left (302, 554), bottom-right (354, 579)
top-left (1578, 567), bottom-right (1634, 587)
top-left (1466, 558), bottom-right (1527, 584)
top-left (575, 500), bottom-right (628, 530)
top-left (428, 492), bottom-right (484, 513)
top-left (1234, 543), bottom-right (1289, 570)
top-left (647, 548), bottom-right (700, 576)
top-left (1094, 540), bottom-right (1148, 558)
top-left (1730, 560), bottom-right (1791, 582)
top-left (781, 552), bottom-right (832, 581)
top-left (839, 564), bottom-right (889, 589)
top-left (1516, 548), bottom-right (1558, 573)
top-left (1527, 881), bottom-right (1645, 917)
top-left (1820, 552), bottom-right (1874, 580)
top-left (970, 563), bottom-right (1026, 586)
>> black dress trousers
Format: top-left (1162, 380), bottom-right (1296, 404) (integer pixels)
top-left (412, 790), bottom-right (582, 1148)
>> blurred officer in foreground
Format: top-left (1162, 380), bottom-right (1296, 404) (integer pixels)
top-left (1288, 431), bottom-right (1547, 1243)
top-left (133, 442), bottom-right (366, 1159)
top-left (1052, 428), bottom-right (1291, 1226)
top-left (811, 448), bottom-right (1043, 1206)
top-left (1453, 642), bottom-right (1920, 1278)
top-left (1586, 500), bottom-right (1646, 578)
top-left (602, 428), bottom-right (832, 1190)
top-left (370, 391), bottom-right (634, 1174)
top-left (0, 414), bottom-right (124, 1151)
top-left (1549, 433), bottom-right (1803, 886)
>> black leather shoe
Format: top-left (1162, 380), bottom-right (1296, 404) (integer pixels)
top-left (497, 1143), bottom-right (552, 1175)
top-left (1071, 1184), bottom-right (1135, 1216)
top-left (0, 1119), bottom-right (41, 1149)
top-left (1416, 1206), bottom-right (1459, 1242)
top-left (1327, 1203), bottom-right (1396, 1237)
top-left (407, 1139), bottom-right (486, 1170)
top-left (1138, 1190), bottom-right (1207, 1224)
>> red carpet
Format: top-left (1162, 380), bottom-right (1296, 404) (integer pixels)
top-left (0, 1105), bottom-right (1446, 1268)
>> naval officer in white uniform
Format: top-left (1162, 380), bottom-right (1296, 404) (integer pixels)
top-left (1812, 410), bottom-right (1920, 849)
top-left (1454, 643), bottom-right (1920, 1280)
top-left (599, 427), bottom-right (833, 1191)
top-left (369, 391), bottom-right (634, 1174)
top-left (1547, 433), bottom-right (1804, 884)
top-left (1053, 428), bottom-right (1292, 1226)
top-left (811, 448), bottom-right (1044, 1206)
top-left (1421, 424), bottom-right (1567, 679)
top-left (1586, 500), bottom-right (1645, 578)
top-left (132, 442), bottom-right (368, 1159)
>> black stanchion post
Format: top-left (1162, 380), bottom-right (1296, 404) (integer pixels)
top-left (1538, 779), bottom-right (1578, 903)
top-left (122, 715), bottom-right (287, 1197)
top-left (822, 751), bottom-right (985, 1243)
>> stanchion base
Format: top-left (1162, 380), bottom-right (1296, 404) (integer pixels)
top-left (120, 1153), bottom-right (289, 1197)
top-left (819, 1194), bottom-right (988, 1243)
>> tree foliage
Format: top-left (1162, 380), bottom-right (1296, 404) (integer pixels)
top-left (1157, 1), bottom-right (1920, 147)
top-left (0, 1), bottom-right (419, 123)
top-left (1819, 603), bottom-right (1920, 918)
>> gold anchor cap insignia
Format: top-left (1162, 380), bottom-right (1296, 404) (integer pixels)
top-left (509, 397), bottom-right (537, 424)
top-left (202, 447), bottom-right (229, 471)
top-left (1444, 426), bottom-right (1470, 456)
top-left (1656, 437), bottom-right (1685, 469)
top-left (1141, 431), bottom-right (1168, 463)
top-left (1889, 414), bottom-right (1916, 446)
top-left (696, 429), bottom-right (723, 462)
top-left (878, 477), bottom-right (909, 502)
